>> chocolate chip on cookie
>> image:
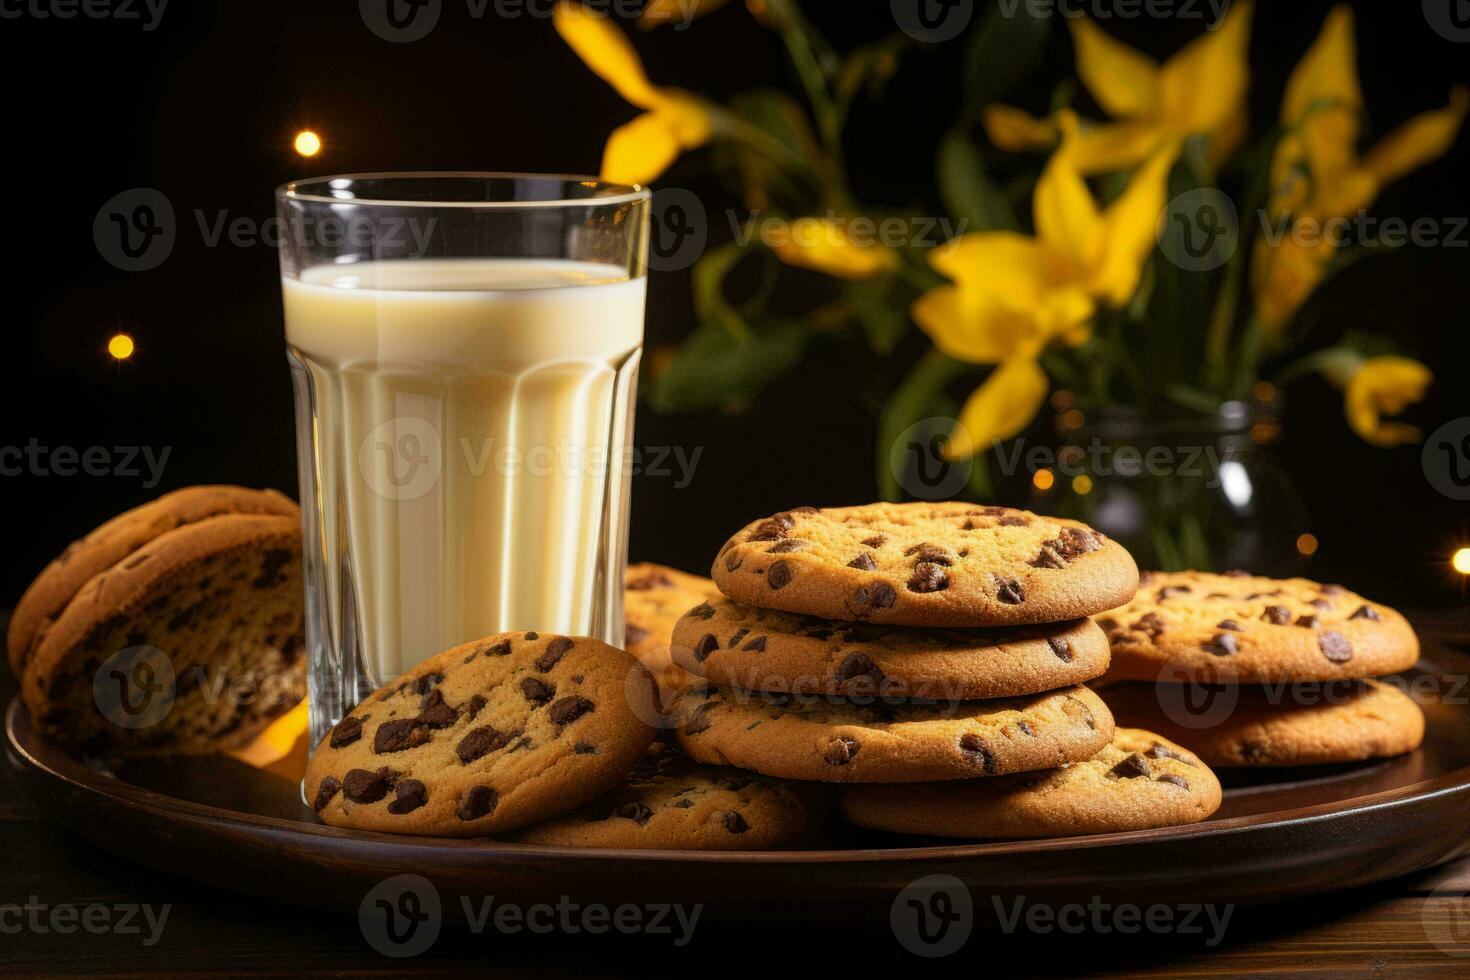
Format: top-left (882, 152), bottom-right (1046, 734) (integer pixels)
top-left (672, 684), bottom-right (1114, 783)
top-left (623, 562), bottom-right (721, 707)
top-left (1100, 679), bottom-right (1425, 768)
top-left (1101, 571), bottom-right (1417, 684)
top-left (671, 598), bottom-right (1111, 700)
top-left (840, 728), bottom-right (1221, 838)
top-left (511, 742), bottom-right (824, 849)
top-left (304, 631), bottom-right (658, 837)
top-left (20, 510), bottom-right (307, 759)
top-left (711, 502), bottom-right (1137, 627)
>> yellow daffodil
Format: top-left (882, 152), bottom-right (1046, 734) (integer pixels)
top-left (1249, 233), bottom-right (1333, 337)
top-left (766, 216), bottom-right (899, 280)
top-left (638, 0), bottom-right (734, 30)
top-left (983, 1), bottom-right (1252, 174)
top-left (914, 122), bottom-right (1180, 458)
top-left (1341, 356), bottom-right (1432, 448)
top-left (554, 0), bottom-right (713, 184)
top-left (1252, 5), bottom-right (1468, 330)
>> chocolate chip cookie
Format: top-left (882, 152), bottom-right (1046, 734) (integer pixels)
top-left (710, 503), bottom-right (1137, 627)
top-left (671, 684), bottom-right (1113, 783)
top-left (671, 597), bottom-right (1109, 699)
top-left (840, 728), bottom-right (1221, 838)
top-left (625, 562), bottom-right (719, 705)
top-left (1099, 571), bottom-right (1418, 684)
top-left (22, 513), bottom-right (305, 757)
top-left (1100, 679), bottom-right (1426, 767)
top-left (8, 485), bottom-right (298, 679)
top-left (305, 631), bottom-right (659, 837)
top-left (512, 741), bottom-right (824, 849)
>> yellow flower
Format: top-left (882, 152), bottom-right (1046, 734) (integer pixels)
top-left (1273, 6), bottom-right (1466, 223)
top-left (942, 355), bottom-right (1051, 460)
top-left (766, 217), bottom-right (899, 280)
top-left (554, 0), bottom-right (712, 184)
top-left (914, 124), bottom-right (1180, 459)
top-left (982, 104), bottom-right (1058, 153)
top-left (638, 0), bottom-right (734, 30)
top-left (1343, 356), bottom-right (1432, 448)
top-left (983, 1), bottom-right (1252, 173)
top-left (1252, 5), bottom-right (1468, 330)
top-left (1249, 233), bottom-right (1333, 336)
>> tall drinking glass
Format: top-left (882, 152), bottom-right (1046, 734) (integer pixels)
top-left (276, 174), bottom-right (650, 749)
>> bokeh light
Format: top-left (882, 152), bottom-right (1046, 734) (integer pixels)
top-left (294, 130), bottom-right (323, 157)
top-left (107, 333), bottom-right (134, 360)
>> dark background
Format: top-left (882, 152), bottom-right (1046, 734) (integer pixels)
top-left (1, 0), bottom-right (1466, 607)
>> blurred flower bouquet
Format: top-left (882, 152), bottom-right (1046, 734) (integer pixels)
top-left (555, 0), bottom-right (1463, 569)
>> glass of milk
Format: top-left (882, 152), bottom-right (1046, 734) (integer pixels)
top-left (276, 174), bottom-right (650, 747)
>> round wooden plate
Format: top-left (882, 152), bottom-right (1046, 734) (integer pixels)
top-left (8, 650), bottom-right (1470, 925)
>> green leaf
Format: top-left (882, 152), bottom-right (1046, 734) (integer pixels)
top-left (726, 88), bottom-right (824, 205)
top-left (647, 318), bottom-right (810, 416)
top-left (1162, 383), bottom-right (1225, 414)
top-left (691, 245), bottom-right (752, 340)
top-left (937, 132), bottom-right (1018, 233)
top-left (729, 88), bottom-right (822, 162)
top-left (962, 3), bottom-right (1052, 111)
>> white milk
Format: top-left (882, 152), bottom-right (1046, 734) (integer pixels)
top-left (283, 258), bottom-right (644, 684)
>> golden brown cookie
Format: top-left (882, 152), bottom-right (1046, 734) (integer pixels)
top-left (624, 562), bottom-right (720, 705)
top-left (1099, 571), bottom-right (1418, 684)
top-left (1099, 679), bottom-right (1426, 767)
top-left (840, 728), bottom-right (1221, 838)
top-left (671, 685), bottom-right (1113, 783)
top-left (671, 597), bottom-right (1109, 699)
top-left (7, 485), bottom-right (298, 678)
top-left (512, 741), bottom-right (824, 849)
top-left (710, 503), bottom-right (1137, 627)
top-left (305, 631), bottom-right (659, 837)
top-left (22, 513), bottom-right (305, 757)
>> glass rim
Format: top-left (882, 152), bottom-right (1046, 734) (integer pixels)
top-left (275, 171), bottom-right (650, 209)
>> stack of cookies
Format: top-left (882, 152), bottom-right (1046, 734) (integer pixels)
top-left (666, 502), bottom-right (1224, 839)
top-left (9, 485), bottom-right (307, 758)
top-left (1096, 571), bottom-right (1426, 768)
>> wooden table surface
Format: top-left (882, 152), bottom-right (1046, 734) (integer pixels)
top-left (2, 615), bottom-right (1468, 976)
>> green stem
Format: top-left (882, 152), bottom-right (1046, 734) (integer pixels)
top-left (1204, 222), bottom-right (1247, 392)
top-left (876, 348), bottom-right (969, 500)
top-left (763, 0), bottom-right (850, 203)
top-left (718, 111), bottom-right (820, 186)
top-left (1228, 315), bottom-right (1264, 400)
